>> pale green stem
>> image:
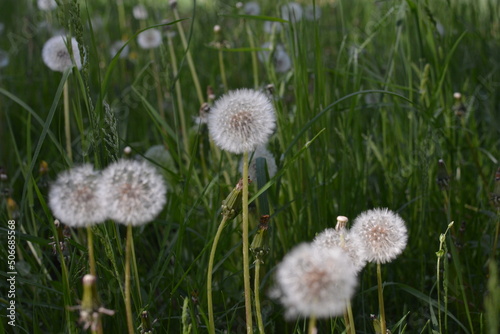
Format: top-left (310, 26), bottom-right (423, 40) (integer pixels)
top-left (254, 260), bottom-right (265, 334)
top-left (207, 215), bottom-right (229, 334)
top-left (150, 48), bottom-right (165, 125)
top-left (125, 225), bottom-right (134, 334)
top-left (173, 7), bottom-right (204, 106)
top-left (346, 299), bottom-right (356, 334)
top-left (245, 22), bottom-right (259, 89)
top-left (242, 151), bottom-right (253, 333)
top-left (87, 226), bottom-right (96, 276)
top-left (218, 49), bottom-right (228, 92)
top-left (116, 0), bottom-right (127, 32)
top-left (63, 81), bottom-right (72, 161)
top-left (377, 262), bottom-right (387, 334)
top-left (307, 315), bottom-right (317, 334)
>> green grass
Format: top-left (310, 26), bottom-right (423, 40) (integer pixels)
top-left (1, 0), bottom-right (500, 333)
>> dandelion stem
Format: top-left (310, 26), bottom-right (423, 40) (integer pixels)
top-left (346, 299), bottom-right (356, 334)
top-left (173, 7), bottom-right (205, 106)
top-left (63, 80), bottom-right (72, 161)
top-left (307, 315), bottom-right (317, 334)
top-left (254, 260), bottom-right (265, 334)
top-left (125, 224), bottom-right (134, 334)
top-left (207, 215), bottom-right (229, 334)
top-left (377, 262), bottom-right (387, 334)
top-left (242, 151), bottom-right (253, 333)
top-left (87, 226), bottom-right (96, 276)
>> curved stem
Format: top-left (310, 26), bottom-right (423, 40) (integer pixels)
top-left (377, 262), bottom-right (387, 334)
top-left (207, 215), bottom-right (228, 334)
top-left (125, 225), bottom-right (134, 334)
top-left (242, 151), bottom-right (253, 333)
top-left (254, 260), bottom-right (265, 334)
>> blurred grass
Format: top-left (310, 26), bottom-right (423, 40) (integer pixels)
top-left (1, 0), bottom-right (500, 333)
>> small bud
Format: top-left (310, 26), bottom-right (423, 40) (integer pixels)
top-left (124, 146), bottom-right (132, 155)
top-left (453, 92), bottom-right (462, 100)
top-left (213, 25), bottom-right (221, 33)
top-left (39, 160), bottom-right (49, 175)
top-left (335, 216), bottom-right (348, 230)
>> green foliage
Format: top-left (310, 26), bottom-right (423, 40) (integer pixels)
top-left (1, 0), bottom-right (499, 333)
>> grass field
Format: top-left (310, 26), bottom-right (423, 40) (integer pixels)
top-left (1, 0), bottom-right (500, 333)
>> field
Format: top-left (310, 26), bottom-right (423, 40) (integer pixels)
top-left (1, 0), bottom-right (500, 333)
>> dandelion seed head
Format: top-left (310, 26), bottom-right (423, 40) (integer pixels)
top-left (263, 21), bottom-right (283, 34)
top-left (133, 4), bottom-right (148, 20)
top-left (239, 145), bottom-right (277, 182)
top-left (99, 159), bottom-right (167, 226)
top-left (351, 208), bottom-right (408, 264)
top-left (49, 164), bottom-right (106, 227)
top-left (37, 0), bottom-right (57, 11)
top-left (208, 89), bottom-right (276, 154)
top-left (244, 2), bottom-right (260, 16)
top-left (42, 35), bottom-right (82, 72)
top-left (281, 2), bottom-right (303, 23)
top-left (304, 4), bottom-right (321, 21)
top-left (137, 29), bottom-right (162, 49)
top-left (270, 243), bottom-right (357, 319)
top-left (313, 228), bottom-right (367, 273)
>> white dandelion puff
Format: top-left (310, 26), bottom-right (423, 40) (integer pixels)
top-left (263, 21), bottom-right (283, 34)
top-left (49, 164), bottom-right (107, 227)
top-left (243, 2), bottom-right (260, 16)
top-left (133, 4), bottom-right (148, 20)
top-left (351, 208), bottom-right (408, 264)
top-left (281, 2), bottom-right (303, 23)
top-left (98, 159), bottom-right (167, 226)
top-left (239, 145), bottom-right (277, 182)
top-left (313, 227), bottom-right (367, 273)
top-left (137, 28), bottom-right (162, 49)
top-left (270, 243), bottom-right (357, 319)
top-left (207, 88), bottom-right (276, 154)
top-left (37, 0), bottom-right (57, 11)
top-left (42, 35), bottom-right (82, 72)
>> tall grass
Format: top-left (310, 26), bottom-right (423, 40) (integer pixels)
top-left (1, 0), bottom-right (499, 333)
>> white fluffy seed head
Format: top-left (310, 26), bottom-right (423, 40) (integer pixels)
top-left (37, 0), bottom-right (57, 11)
top-left (270, 243), bottom-right (357, 319)
top-left (133, 4), bottom-right (148, 20)
top-left (42, 35), bottom-right (82, 72)
top-left (281, 2), bottom-right (303, 23)
top-left (239, 145), bottom-right (277, 182)
top-left (137, 29), bottom-right (162, 49)
top-left (98, 159), bottom-right (167, 226)
top-left (243, 1), bottom-right (260, 15)
top-left (304, 4), bottom-right (321, 21)
top-left (49, 164), bottom-right (107, 227)
top-left (208, 88), bottom-right (276, 154)
top-left (351, 208), bottom-right (408, 264)
top-left (313, 228), bottom-right (367, 273)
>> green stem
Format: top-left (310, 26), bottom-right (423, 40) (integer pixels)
top-left (254, 260), bottom-right (264, 334)
top-left (125, 225), bottom-right (134, 334)
top-left (307, 315), bottom-right (317, 334)
top-left (63, 80), bottom-right (72, 162)
top-left (377, 262), bottom-right (387, 334)
top-left (150, 48), bottom-right (165, 127)
top-left (346, 299), bottom-right (356, 334)
top-left (245, 22), bottom-right (259, 89)
top-left (207, 215), bottom-right (229, 334)
top-left (87, 226), bottom-right (96, 276)
top-left (218, 49), bottom-right (228, 92)
top-left (242, 151), bottom-right (253, 333)
top-left (173, 7), bottom-right (204, 106)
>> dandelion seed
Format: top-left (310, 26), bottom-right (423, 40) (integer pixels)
top-left (351, 208), bottom-right (408, 264)
top-left (281, 2), bottom-right (303, 23)
top-left (137, 29), bottom-right (162, 49)
top-left (239, 145), bottom-right (277, 182)
top-left (98, 159), bottom-right (167, 226)
top-left (313, 227), bottom-right (367, 273)
top-left (207, 88), bottom-right (276, 154)
top-left (49, 165), bottom-right (107, 227)
top-left (270, 243), bottom-right (357, 319)
top-left (133, 4), bottom-right (148, 20)
top-left (42, 35), bottom-right (82, 72)
top-left (37, 0), bottom-right (57, 11)
top-left (243, 1), bottom-right (260, 16)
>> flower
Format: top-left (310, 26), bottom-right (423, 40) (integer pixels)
top-left (239, 145), bottom-right (277, 182)
top-left (98, 159), bottom-right (167, 226)
top-left (42, 35), bottom-right (82, 72)
top-left (207, 89), bottom-right (276, 154)
top-left (49, 164), bottom-right (107, 227)
top-left (313, 227), bottom-right (367, 273)
top-left (270, 243), bottom-right (357, 319)
top-left (37, 0), bottom-right (57, 11)
top-left (109, 40), bottom-right (129, 59)
top-left (243, 1), bottom-right (260, 15)
top-left (304, 4), bottom-right (321, 21)
top-left (281, 2), bottom-right (303, 23)
top-left (133, 4), bottom-right (148, 20)
top-left (351, 208), bottom-right (408, 264)
top-left (137, 29), bottom-right (162, 49)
